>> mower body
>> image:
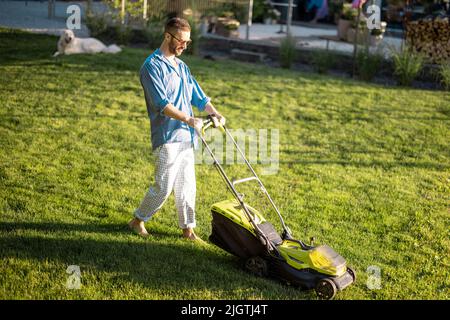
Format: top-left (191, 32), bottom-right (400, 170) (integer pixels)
top-left (209, 200), bottom-right (355, 298)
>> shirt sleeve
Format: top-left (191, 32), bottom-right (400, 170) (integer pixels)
top-left (140, 62), bottom-right (170, 115)
top-left (186, 67), bottom-right (210, 111)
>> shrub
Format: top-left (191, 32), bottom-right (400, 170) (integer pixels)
top-left (391, 46), bottom-right (424, 86)
top-left (279, 35), bottom-right (297, 69)
top-left (85, 12), bottom-right (109, 38)
top-left (216, 2), bottom-right (247, 22)
top-left (143, 19), bottom-right (164, 49)
top-left (186, 16), bottom-right (200, 56)
top-left (357, 46), bottom-right (383, 81)
top-left (439, 62), bottom-right (450, 91)
top-left (311, 50), bottom-right (336, 74)
top-left (114, 24), bottom-right (133, 45)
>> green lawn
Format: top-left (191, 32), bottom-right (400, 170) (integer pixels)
top-left (0, 28), bottom-right (449, 300)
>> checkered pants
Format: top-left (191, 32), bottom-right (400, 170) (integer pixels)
top-left (134, 142), bottom-right (196, 229)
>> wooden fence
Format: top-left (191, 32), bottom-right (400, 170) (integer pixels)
top-left (107, 0), bottom-right (249, 21)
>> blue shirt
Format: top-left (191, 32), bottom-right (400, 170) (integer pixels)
top-left (140, 49), bottom-right (211, 150)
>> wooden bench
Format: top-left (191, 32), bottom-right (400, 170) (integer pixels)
top-left (318, 35), bottom-right (345, 50)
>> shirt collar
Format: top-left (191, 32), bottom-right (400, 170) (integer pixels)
top-left (154, 48), bottom-right (183, 72)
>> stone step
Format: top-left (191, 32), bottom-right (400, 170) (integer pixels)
top-left (230, 49), bottom-right (267, 63)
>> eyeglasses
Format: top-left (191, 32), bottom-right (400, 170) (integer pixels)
top-left (167, 32), bottom-right (192, 47)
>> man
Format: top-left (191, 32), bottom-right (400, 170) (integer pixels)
top-left (128, 17), bottom-right (225, 240)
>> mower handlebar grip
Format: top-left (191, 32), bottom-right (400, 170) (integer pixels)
top-left (201, 115), bottom-right (225, 136)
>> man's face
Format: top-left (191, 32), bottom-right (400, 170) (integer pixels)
top-left (167, 30), bottom-right (191, 56)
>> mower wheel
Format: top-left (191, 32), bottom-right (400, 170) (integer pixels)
top-left (347, 267), bottom-right (357, 282)
top-left (315, 278), bottom-right (337, 300)
top-left (245, 256), bottom-right (268, 277)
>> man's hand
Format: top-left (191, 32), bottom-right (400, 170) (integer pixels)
top-left (211, 112), bottom-right (226, 126)
top-left (205, 103), bottom-right (226, 126)
top-left (187, 117), bottom-right (203, 133)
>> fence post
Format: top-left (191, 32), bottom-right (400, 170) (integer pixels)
top-left (121, 0), bottom-right (126, 25)
top-left (143, 0), bottom-right (148, 20)
top-left (48, 0), bottom-right (55, 19)
top-left (246, 0), bottom-right (253, 40)
top-left (87, 0), bottom-right (92, 16)
top-left (287, 0), bottom-right (293, 36)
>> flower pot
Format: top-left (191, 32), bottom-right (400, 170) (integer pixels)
top-left (370, 35), bottom-right (384, 47)
top-left (347, 27), bottom-right (368, 45)
top-left (337, 19), bottom-right (351, 40)
top-left (264, 18), bottom-right (271, 25)
top-left (215, 17), bottom-right (240, 38)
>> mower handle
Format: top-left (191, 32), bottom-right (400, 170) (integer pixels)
top-left (201, 114), bottom-right (225, 136)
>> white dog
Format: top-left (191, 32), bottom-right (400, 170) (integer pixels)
top-left (53, 29), bottom-right (121, 57)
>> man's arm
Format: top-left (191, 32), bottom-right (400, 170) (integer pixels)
top-left (204, 102), bottom-right (219, 116)
top-left (162, 103), bottom-right (203, 131)
top-left (185, 67), bottom-right (225, 125)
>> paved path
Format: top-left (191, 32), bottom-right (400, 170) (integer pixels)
top-left (237, 23), bottom-right (403, 57)
top-left (0, 0), bottom-right (106, 37)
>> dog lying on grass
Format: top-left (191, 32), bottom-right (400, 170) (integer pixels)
top-left (53, 29), bottom-right (121, 57)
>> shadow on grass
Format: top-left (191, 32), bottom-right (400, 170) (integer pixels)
top-left (0, 113), bottom-right (146, 122)
top-left (278, 158), bottom-right (449, 171)
top-left (0, 221), bottom-right (150, 235)
top-left (0, 222), bottom-right (312, 299)
top-left (279, 146), bottom-right (449, 170)
top-left (0, 222), bottom-right (182, 240)
top-left (0, 29), bottom-right (59, 63)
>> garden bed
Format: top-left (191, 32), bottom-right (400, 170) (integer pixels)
top-left (199, 35), bottom-right (447, 90)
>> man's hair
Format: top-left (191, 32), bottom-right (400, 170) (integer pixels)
top-left (165, 17), bottom-right (191, 34)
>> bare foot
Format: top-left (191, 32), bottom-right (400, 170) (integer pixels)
top-left (128, 218), bottom-right (150, 238)
top-left (182, 228), bottom-right (204, 242)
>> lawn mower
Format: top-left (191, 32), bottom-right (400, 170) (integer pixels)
top-left (198, 115), bottom-right (356, 300)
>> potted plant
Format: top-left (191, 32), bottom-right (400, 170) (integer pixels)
top-left (264, 8), bottom-right (281, 24)
top-left (215, 12), bottom-right (240, 38)
top-left (347, 19), bottom-right (369, 45)
top-left (338, 3), bottom-right (357, 40)
top-left (370, 21), bottom-right (387, 46)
